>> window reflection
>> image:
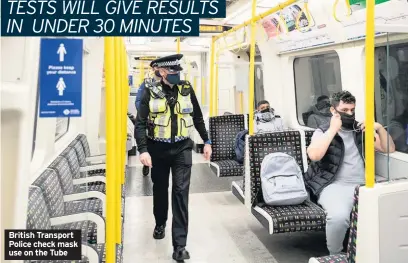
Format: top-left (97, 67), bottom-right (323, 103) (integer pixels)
top-left (375, 42), bottom-right (408, 154)
top-left (294, 52), bottom-right (343, 127)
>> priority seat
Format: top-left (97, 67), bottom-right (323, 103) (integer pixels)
top-left (69, 134), bottom-right (129, 183)
top-left (26, 186), bottom-right (123, 263)
top-left (209, 114), bottom-right (246, 177)
top-left (249, 131), bottom-right (326, 234)
top-left (48, 157), bottom-right (125, 217)
top-left (59, 148), bottom-right (126, 198)
top-left (31, 170), bottom-right (106, 244)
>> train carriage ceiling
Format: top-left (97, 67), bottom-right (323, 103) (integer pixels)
top-left (126, 0), bottom-right (279, 62)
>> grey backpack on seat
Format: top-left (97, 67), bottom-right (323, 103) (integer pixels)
top-left (260, 152), bottom-right (308, 206)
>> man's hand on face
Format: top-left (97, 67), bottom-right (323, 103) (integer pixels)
top-left (330, 112), bottom-right (342, 132)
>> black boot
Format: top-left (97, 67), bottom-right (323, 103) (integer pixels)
top-left (142, 165), bottom-right (150, 176)
top-left (153, 224), bottom-right (165, 239)
top-left (172, 246), bottom-right (190, 261)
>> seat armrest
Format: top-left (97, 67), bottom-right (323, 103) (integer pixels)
top-left (63, 191), bottom-right (106, 217)
top-left (86, 155), bottom-right (106, 164)
top-left (81, 243), bottom-right (100, 263)
top-left (80, 164), bottom-right (106, 172)
top-left (50, 212), bottom-right (105, 243)
top-left (73, 176), bottom-right (106, 185)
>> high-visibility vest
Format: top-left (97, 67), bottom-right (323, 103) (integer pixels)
top-left (148, 83), bottom-right (194, 141)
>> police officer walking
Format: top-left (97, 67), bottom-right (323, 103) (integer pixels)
top-left (134, 54), bottom-right (212, 261)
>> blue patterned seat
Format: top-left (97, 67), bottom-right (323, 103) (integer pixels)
top-left (31, 170), bottom-right (109, 243)
top-left (209, 114), bottom-right (247, 177)
top-left (67, 137), bottom-right (127, 200)
top-left (49, 156), bottom-right (125, 204)
top-left (25, 187), bottom-right (119, 263)
top-left (249, 131), bottom-right (326, 234)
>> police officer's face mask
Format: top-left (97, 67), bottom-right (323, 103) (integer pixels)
top-left (166, 73), bottom-right (181, 85)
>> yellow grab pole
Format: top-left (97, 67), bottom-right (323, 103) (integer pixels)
top-left (104, 37), bottom-right (117, 263)
top-left (365, 0), bottom-right (375, 188)
top-left (209, 37), bottom-right (215, 116)
top-left (177, 37), bottom-right (181, 53)
top-left (113, 37), bottom-right (122, 244)
top-left (119, 38), bottom-right (124, 184)
top-left (140, 61), bottom-right (145, 83)
top-left (248, 0), bottom-right (257, 135)
top-left (121, 39), bottom-right (128, 184)
top-left (201, 77), bottom-right (206, 106)
top-left (193, 76), bottom-right (197, 93)
top-left (239, 91), bottom-right (244, 114)
top-left (215, 53), bottom-right (219, 116)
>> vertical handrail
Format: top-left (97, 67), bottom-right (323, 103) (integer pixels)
top-left (209, 37), bottom-right (216, 116)
top-left (104, 36), bottom-right (117, 263)
top-left (365, 0), bottom-right (375, 188)
top-left (177, 37), bottom-right (181, 53)
top-left (215, 52), bottom-right (219, 115)
top-left (193, 76), bottom-right (197, 93)
top-left (121, 38), bottom-right (128, 184)
top-left (248, 0), bottom-right (257, 135)
top-left (113, 37), bottom-right (122, 243)
top-left (239, 91), bottom-right (244, 114)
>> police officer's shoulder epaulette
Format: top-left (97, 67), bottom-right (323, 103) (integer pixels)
top-left (275, 115), bottom-right (281, 118)
top-left (146, 80), bottom-right (165, 99)
top-left (178, 80), bottom-right (192, 96)
top-left (178, 80), bottom-right (191, 87)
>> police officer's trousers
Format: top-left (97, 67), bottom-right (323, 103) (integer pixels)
top-left (147, 138), bottom-right (193, 248)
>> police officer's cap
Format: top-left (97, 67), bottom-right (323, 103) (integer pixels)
top-left (150, 54), bottom-right (183, 72)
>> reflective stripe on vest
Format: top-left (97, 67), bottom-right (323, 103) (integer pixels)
top-left (148, 84), bottom-right (194, 140)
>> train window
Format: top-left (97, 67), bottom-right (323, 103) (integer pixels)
top-left (31, 81), bottom-right (40, 159)
top-left (374, 43), bottom-right (408, 154)
top-left (254, 55), bottom-right (264, 107)
top-left (293, 52), bottom-right (342, 127)
top-left (55, 117), bottom-right (70, 141)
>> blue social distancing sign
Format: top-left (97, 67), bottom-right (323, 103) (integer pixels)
top-left (39, 38), bottom-right (83, 118)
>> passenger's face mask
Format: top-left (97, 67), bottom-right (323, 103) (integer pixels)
top-left (316, 100), bottom-right (330, 111)
top-left (166, 73), bottom-right (181, 85)
top-left (337, 111), bottom-right (356, 130)
top-left (260, 112), bottom-right (273, 122)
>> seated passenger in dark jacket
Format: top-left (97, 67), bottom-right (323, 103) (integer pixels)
top-left (307, 95), bottom-right (332, 128)
top-left (387, 106), bottom-right (408, 153)
top-left (305, 91), bottom-right (395, 255)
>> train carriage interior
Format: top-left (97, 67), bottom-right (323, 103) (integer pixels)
top-left (2, 0), bottom-right (408, 263)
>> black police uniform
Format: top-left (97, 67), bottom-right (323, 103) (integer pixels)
top-left (134, 54), bottom-right (210, 260)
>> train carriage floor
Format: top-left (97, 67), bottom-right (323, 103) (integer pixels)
top-left (123, 153), bottom-right (327, 263)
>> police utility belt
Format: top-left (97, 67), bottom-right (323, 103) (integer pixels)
top-left (145, 79), bottom-right (194, 143)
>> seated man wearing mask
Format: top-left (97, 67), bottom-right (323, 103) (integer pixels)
top-left (307, 95), bottom-right (332, 128)
top-left (254, 100), bottom-right (284, 133)
top-left (305, 90), bottom-right (395, 255)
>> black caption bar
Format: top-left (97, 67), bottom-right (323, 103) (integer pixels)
top-left (4, 230), bottom-right (82, 260)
